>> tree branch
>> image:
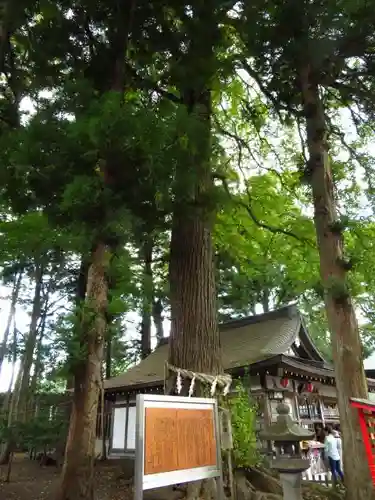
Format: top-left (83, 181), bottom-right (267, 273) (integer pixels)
top-left (124, 62), bottom-right (183, 104)
top-left (240, 59), bottom-right (291, 121)
top-left (215, 172), bottom-right (315, 246)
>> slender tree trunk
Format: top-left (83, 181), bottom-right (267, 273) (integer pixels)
top-left (152, 299), bottom-right (164, 345)
top-left (261, 289), bottom-right (270, 313)
top-left (58, 242), bottom-right (109, 500)
top-left (15, 262), bottom-right (43, 422)
top-left (105, 335), bottom-right (112, 380)
top-left (28, 305), bottom-right (48, 412)
top-left (0, 270), bottom-right (22, 376)
top-left (100, 370), bottom-right (106, 460)
top-left (300, 66), bottom-right (374, 500)
top-left (0, 343), bottom-right (21, 465)
top-left (76, 257), bottom-right (90, 307)
top-left (105, 272), bottom-right (118, 380)
top-left (66, 256), bottom-right (89, 391)
top-left (0, 324), bottom-right (17, 420)
top-left (140, 236), bottom-right (153, 359)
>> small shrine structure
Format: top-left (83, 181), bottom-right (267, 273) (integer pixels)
top-left (96, 305), bottom-right (375, 459)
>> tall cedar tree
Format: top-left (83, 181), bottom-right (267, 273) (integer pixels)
top-left (300, 68), bottom-right (373, 499)
top-left (57, 4), bottom-right (134, 499)
top-left (236, 0), bottom-right (375, 497)
top-left (168, 2), bottom-right (223, 379)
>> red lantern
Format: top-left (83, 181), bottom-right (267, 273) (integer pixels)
top-left (306, 382), bottom-right (314, 393)
top-left (280, 377), bottom-right (289, 388)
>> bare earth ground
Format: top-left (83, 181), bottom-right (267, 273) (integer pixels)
top-left (0, 455), bottom-right (344, 500)
top-left (0, 454), bottom-right (135, 500)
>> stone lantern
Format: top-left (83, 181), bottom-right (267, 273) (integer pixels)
top-left (259, 402), bottom-right (314, 500)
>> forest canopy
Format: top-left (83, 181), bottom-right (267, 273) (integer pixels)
top-left (1, 1), bottom-right (375, 499)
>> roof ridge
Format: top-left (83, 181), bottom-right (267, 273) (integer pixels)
top-left (219, 304), bottom-right (298, 331)
top-left (157, 304), bottom-right (299, 346)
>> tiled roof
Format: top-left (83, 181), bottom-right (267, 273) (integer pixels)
top-left (105, 305), bottom-right (303, 391)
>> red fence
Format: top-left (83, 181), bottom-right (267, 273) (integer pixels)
top-left (350, 398), bottom-right (375, 485)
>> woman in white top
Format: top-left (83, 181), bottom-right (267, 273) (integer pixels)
top-left (324, 426), bottom-right (344, 483)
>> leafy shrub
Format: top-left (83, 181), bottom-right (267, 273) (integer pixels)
top-left (228, 379), bottom-right (259, 468)
top-left (0, 414), bottom-right (68, 453)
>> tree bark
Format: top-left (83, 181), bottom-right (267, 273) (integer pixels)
top-left (0, 270), bottom-right (22, 376)
top-left (168, 82), bottom-right (222, 499)
top-left (140, 236), bottom-right (153, 359)
top-left (168, 2), bottom-right (222, 381)
top-left (57, 242), bottom-right (109, 500)
top-left (168, 92), bottom-right (221, 376)
top-left (300, 65), bottom-right (374, 500)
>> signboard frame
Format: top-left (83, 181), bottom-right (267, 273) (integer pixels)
top-left (134, 394), bottom-right (223, 500)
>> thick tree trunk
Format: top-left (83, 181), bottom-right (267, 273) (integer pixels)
top-left (168, 84), bottom-right (222, 500)
top-left (300, 66), bottom-right (374, 500)
top-left (57, 242), bottom-right (109, 500)
top-left (168, 0), bottom-right (222, 386)
top-left (140, 236), bottom-right (153, 359)
top-left (152, 299), bottom-right (164, 345)
top-left (168, 88), bottom-right (222, 376)
top-left (0, 270), bottom-right (22, 376)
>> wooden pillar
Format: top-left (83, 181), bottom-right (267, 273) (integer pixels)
top-left (318, 397), bottom-right (325, 426)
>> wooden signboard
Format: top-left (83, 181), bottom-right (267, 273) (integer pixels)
top-left (134, 394), bottom-right (223, 499)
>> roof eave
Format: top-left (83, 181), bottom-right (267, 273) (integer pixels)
top-left (298, 315), bottom-right (327, 363)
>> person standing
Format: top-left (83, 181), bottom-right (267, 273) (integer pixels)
top-left (333, 429), bottom-right (343, 469)
top-left (324, 426), bottom-right (344, 484)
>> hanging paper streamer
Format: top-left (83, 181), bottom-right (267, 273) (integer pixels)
top-left (176, 370), bottom-right (182, 394)
top-left (210, 377), bottom-right (218, 396)
top-left (223, 381), bottom-right (231, 396)
top-left (188, 375), bottom-right (196, 397)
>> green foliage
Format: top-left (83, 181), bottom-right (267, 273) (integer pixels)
top-left (0, 413), bottom-right (68, 453)
top-left (228, 380), bottom-right (259, 469)
top-left (1, 1), bottom-right (375, 452)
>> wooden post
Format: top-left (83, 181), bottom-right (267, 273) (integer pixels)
top-left (100, 377), bottom-right (106, 460)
